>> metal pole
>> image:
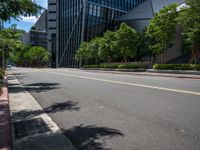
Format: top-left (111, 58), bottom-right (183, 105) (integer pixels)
top-left (79, 0), bottom-right (87, 68)
top-left (81, 0), bottom-right (86, 42)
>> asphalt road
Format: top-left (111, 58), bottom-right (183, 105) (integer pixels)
top-left (9, 68), bottom-right (200, 150)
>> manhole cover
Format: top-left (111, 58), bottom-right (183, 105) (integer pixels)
top-left (13, 118), bottom-right (51, 139)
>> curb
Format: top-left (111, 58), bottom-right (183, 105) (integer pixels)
top-left (147, 69), bottom-right (200, 75)
top-left (0, 76), bottom-right (12, 150)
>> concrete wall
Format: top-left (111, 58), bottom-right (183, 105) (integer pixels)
top-left (116, 0), bottom-right (153, 31)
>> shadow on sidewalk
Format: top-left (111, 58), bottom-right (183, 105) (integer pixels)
top-left (13, 123), bottom-right (124, 150)
top-left (63, 124), bottom-right (124, 150)
top-left (13, 129), bottom-right (76, 150)
top-left (12, 101), bottom-right (80, 121)
top-left (0, 101), bottom-right (12, 149)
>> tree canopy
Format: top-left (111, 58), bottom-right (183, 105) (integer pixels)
top-left (75, 23), bottom-right (140, 65)
top-left (0, 0), bottom-right (42, 21)
top-left (116, 23), bottom-right (139, 63)
top-left (0, 25), bottom-right (24, 68)
top-left (145, 3), bottom-right (178, 64)
top-left (179, 0), bottom-right (200, 63)
top-left (23, 46), bottom-right (51, 67)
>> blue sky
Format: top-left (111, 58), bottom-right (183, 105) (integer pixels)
top-left (4, 0), bottom-right (47, 32)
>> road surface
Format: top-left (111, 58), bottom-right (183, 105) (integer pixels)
top-left (9, 68), bottom-right (200, 150)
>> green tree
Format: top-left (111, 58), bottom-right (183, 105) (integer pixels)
top-left (179, 0), bottom-right (200, 63)
top-left (116, 23), bottom-right (139, 63)
top-left (75, 42), bottom-right (91, 65)
top-left (135, 31), bottom-right (148, 61)
top-left (145, 4), bottom-right (178, 64)
top-left (89, 37), bottom-right (103, 64)
top-left (9, 44), bottom-right (30, 66)
top-left (99, 30), bottom-right (117, 63)
top-left (0, 0), bottom-right (42, 21)
top-left (0, 25), bottom-right (23, 68)
top-left (24, 46), bottom-right (51, 67)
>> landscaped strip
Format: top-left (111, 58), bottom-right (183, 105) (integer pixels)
top-left (83, 63), bottom-right (148, 70)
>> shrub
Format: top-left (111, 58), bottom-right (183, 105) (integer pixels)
top-left (83, 63), bottom-right (147, 69)
top-left (153, 64), bottom-right (200, 71)
top-left (118, 64), bottom-right (146, 69)
top-left (83, 65), bottom-right (100, 68)
top-left (100, 64), bottom-right (119, 69)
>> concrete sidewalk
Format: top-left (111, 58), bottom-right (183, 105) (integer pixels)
top-left (8, 73), bottom-right (76, 150)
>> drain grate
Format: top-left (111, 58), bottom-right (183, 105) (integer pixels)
top-left (13, 118), bottom-right (51, 139)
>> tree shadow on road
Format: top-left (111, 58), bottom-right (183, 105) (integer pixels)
top-left (63, 124), bottom-right (124, 150)
top-left (44, 101), bottom-right (80, 113)
top-left (8, 82), bottom-right (60, 93)
top-left (12, 101), bottom-right (80, 121)
top-left (23, 82), bottom-right (60, 93)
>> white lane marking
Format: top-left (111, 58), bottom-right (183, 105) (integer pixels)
top-left (43, 71), bottom-right (200, 96)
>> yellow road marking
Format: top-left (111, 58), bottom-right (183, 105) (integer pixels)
top-left (43, 71), bottom-right (200, 96)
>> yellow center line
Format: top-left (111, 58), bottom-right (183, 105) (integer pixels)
top-left (41, 71), bottom-right (200, 96)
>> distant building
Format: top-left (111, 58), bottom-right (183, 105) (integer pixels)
top-left (48, 0), bottom-right (185, 68)
top-left (47, 0), bottom-right (57, 68)
top-left (23, 10), bottom-right (48, 49)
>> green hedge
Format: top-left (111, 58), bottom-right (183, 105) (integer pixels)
top-left (83, 63), bottom-right (147, 69)
top-left (153, 64), bottom-right (200, 71)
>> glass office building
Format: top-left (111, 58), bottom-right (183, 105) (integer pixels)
top-left (57, 0), bottom-right (146, 67)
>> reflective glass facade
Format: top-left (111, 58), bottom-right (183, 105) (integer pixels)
top-left (57, 0), bottom-right (146, 67)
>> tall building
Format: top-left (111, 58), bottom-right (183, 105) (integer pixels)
top-left (23, 10), bottom-right (48, 49)
top-left (48, 0), bottom-right (185, 68)
top-left (48, 0), bottom-right (146, 68)
top-left (48, 0), bottom-right (57, 68)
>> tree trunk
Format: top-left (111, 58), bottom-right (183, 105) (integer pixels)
top-left (163, 50), bottom-right (167, 64)
top-left (124, 55), bottom-right (128, 64)
top-left (107, 56), bottom-right (111, 64)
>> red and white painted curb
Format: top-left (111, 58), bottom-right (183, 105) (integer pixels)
top-left (0, 76), bottom-right (12, 150)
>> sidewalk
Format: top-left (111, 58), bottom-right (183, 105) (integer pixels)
top-left (82, 69), bottom-right (200, 80)
top-left (8, 73), bottom-right (77, 150)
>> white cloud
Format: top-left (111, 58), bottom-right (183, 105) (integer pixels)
top-left (21, 16), bottom-right (39, 23)
top-left (35, 0), bottom-right (48, 8)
